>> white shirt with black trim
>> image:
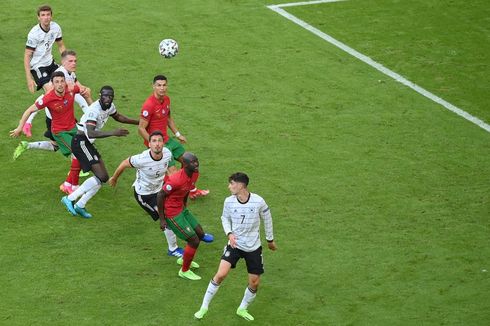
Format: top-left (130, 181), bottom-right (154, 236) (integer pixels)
top-left (55, 65), bottom-right (77, 84)
top-left (130, 148), bottom-right (172, 195)
top-left (221, 193), bottom-right (274, 252)
top-left (77, 100), bottom-right (117, 143)
top-left (26, 22), bottom-right (62, 69)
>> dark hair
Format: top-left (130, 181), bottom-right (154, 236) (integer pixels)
top-left (229, 172), bottom-right (249, 186)
top-left (50, 70), bottom-right (65, 82)
top-left (99, 85), bottom-right (114, 94)
top-left (37, 5), bottom-right (52, 15)
top-left (61, 49), bottom-right (77, 60)
top-left (153, 75), bottom-right (167, 84)
top-left (149, 130), bottom-right (164, 141)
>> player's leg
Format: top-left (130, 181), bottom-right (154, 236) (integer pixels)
top-left (188, 212), bottom-right (214, 243)
top-left (236, 247), bottom-right (264, 321)
top-left (166, 211), bottom-right (201, 280)
top-left (194, 257), bottom-right (234, 319)
top-left (53, 129), bottom-right (79, 194)
top-left (133, 190), bottom-right (183, 257)
top-left (62, 135), bottom-right (102, 218)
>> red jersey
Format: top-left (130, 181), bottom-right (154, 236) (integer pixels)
top-left (35, 85), bottom-right (80, 134)
top-left (162, 169), bottom-right (198, 218)
top-left (140, 94), bottom-right (171, 146)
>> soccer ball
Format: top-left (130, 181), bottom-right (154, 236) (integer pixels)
top-left (158, 39), bottom-right (179, 58)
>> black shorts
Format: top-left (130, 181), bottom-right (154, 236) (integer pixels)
top-left (43, 117), bottom-right (55, 141)
top-left (221, 245), bottom-right (264, 275)
top-left (133, 189), bottom-right (159, 221)
top-left (30, 60), bottom-right (59, 91)
top-left (71, 134), bottom-right (101, 172)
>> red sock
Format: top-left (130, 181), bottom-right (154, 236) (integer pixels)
top-left (182, 245), bottom-right (197, 272)
top-left (67, 158), bottom-right (81, 186)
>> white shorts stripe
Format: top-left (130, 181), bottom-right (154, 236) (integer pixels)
top-left (80, 140), bottom-right (93, 161)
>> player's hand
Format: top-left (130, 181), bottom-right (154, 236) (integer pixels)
top-left (228, 233), bottom-right (237, 248)
top-left (177, 134), bottom-right (187, 144)
top-left (27, 79), bottom-right (36, 93)
top-left (9, 128), bottom-right (22, 138)
top-left (113, 128), bottom-right (129, 137)
top-left (267, 241), bottom-right (277, 251)
top-left (159, 217), bottom-right (168, 231)
top-left (108, 177), bottom-right (117, 187)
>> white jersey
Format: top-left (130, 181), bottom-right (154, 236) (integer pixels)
top-left (129, 148), bottom-right (172, 195)
top-left (221, 193), bottom-right (274, 252)
top-left (26, 22), bottom-right (62, 69)
top-left (55, 65), bottom-right (77, 84)
top-left (77, 100), bottom-right (117, 143)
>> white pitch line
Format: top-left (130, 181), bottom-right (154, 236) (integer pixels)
top-left (267, 0), bottom-right (490, 133)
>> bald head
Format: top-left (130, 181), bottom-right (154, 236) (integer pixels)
top-left (181, 152), bottom-right (199, 175)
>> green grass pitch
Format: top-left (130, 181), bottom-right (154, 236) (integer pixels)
top-left (1, 0), bottom-right (489, 325)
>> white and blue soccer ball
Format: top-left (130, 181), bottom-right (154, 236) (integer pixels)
top-left (158, 39), bottom-right (179, 58)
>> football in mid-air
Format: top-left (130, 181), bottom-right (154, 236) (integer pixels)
top-left (158, 39), bottom-right (179, 58)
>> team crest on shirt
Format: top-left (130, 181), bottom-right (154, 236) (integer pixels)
top-left (142, 110), bottom-right (149, 117)
top-left (165, 184), bottom-right (172, 191)
top-left (64, 99), bottom-right (68, 106)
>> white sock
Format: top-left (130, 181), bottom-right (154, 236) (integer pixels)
top-left (75, 183), bottom-right (101, 208)
top-left (163, 228), bottom-right (178, 251)
top-left (75, 94), bottom-right (89, 113)
top-left (200, 280), bottom-right (220, 310)
top-left (238, 287), bottom-right (256, 310)
top-left (68, 176), bottom-right (100, 201)
top-left (26, 110), bottom-right (38, 124)
top-left (27, 141), bottom-right (56, 151)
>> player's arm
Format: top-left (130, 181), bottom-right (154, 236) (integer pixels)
top-left (167, 112), bottom-right (187, 144)
top-left (260, 201), bottom-right (277, 251)
top-left (138, 117), bottom-right (150, 142)
top-left (75, 81), bottom-right (93, 105)
top-left (24, 48), bottom-right (36, 93)
top-left (108, 158), bottom-right (132, 187)
top-left (85, 120), bottom-right (129, 139)
top-left (10, 104), bottom-right (39, 137)
top-left (156, 189), bottom-right (168, 230)
top-left (111, 112), bottom-right (139, 125)
top-left (56, 38), bottom-right (66, 54)
top-left (221, 204), bottom-right (237, 248)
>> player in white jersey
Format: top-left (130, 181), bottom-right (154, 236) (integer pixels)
top-left (107, 130), bottom-right (184, 258)
top-left (61, 86), bottom-right (138, 218)
top-left (24, 5), bottom-right (65, 94)
top-left (194, 172), bottom-right (277, 321)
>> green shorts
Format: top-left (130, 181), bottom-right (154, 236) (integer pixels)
top-left (52, 127), bottom-right (77, 157)
top-left (166, 208), bottom-right (200, 241)
top-left (164, 137), bottom-right (185, 167)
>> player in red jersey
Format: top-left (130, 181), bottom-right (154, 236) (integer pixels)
top-left (138, 75), bottom-right (209, 199)
top-left (10, 71), bottom-right (82, 193)
top-left (157, 152), bottom-right (214, 281)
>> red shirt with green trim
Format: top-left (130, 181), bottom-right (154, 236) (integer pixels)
top-left (162, 169), bottom-right (198, 218)
top-left (35, 85), bottom-right (80, 134)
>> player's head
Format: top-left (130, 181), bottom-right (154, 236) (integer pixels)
top-left (149, 130), bottom-right (164, 154)
top-left (152, 75), bottom-right (168, 98)
top-left (61, 50), bottom-right (77, 72)
top-left (50, 71), bottom-right (66, 94)
top-left (99, 86), bottom-right (114, 110)
top-left (37, 5), bottom-right (52, 16)
top-left (228, 172), bottom-right (249, 194)
top-left (153, 75), bottom-right (167, 84)
top-left (182, 152), bottom-right (199, 173)
top-left (37, 5), bottom-right (52, 26)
